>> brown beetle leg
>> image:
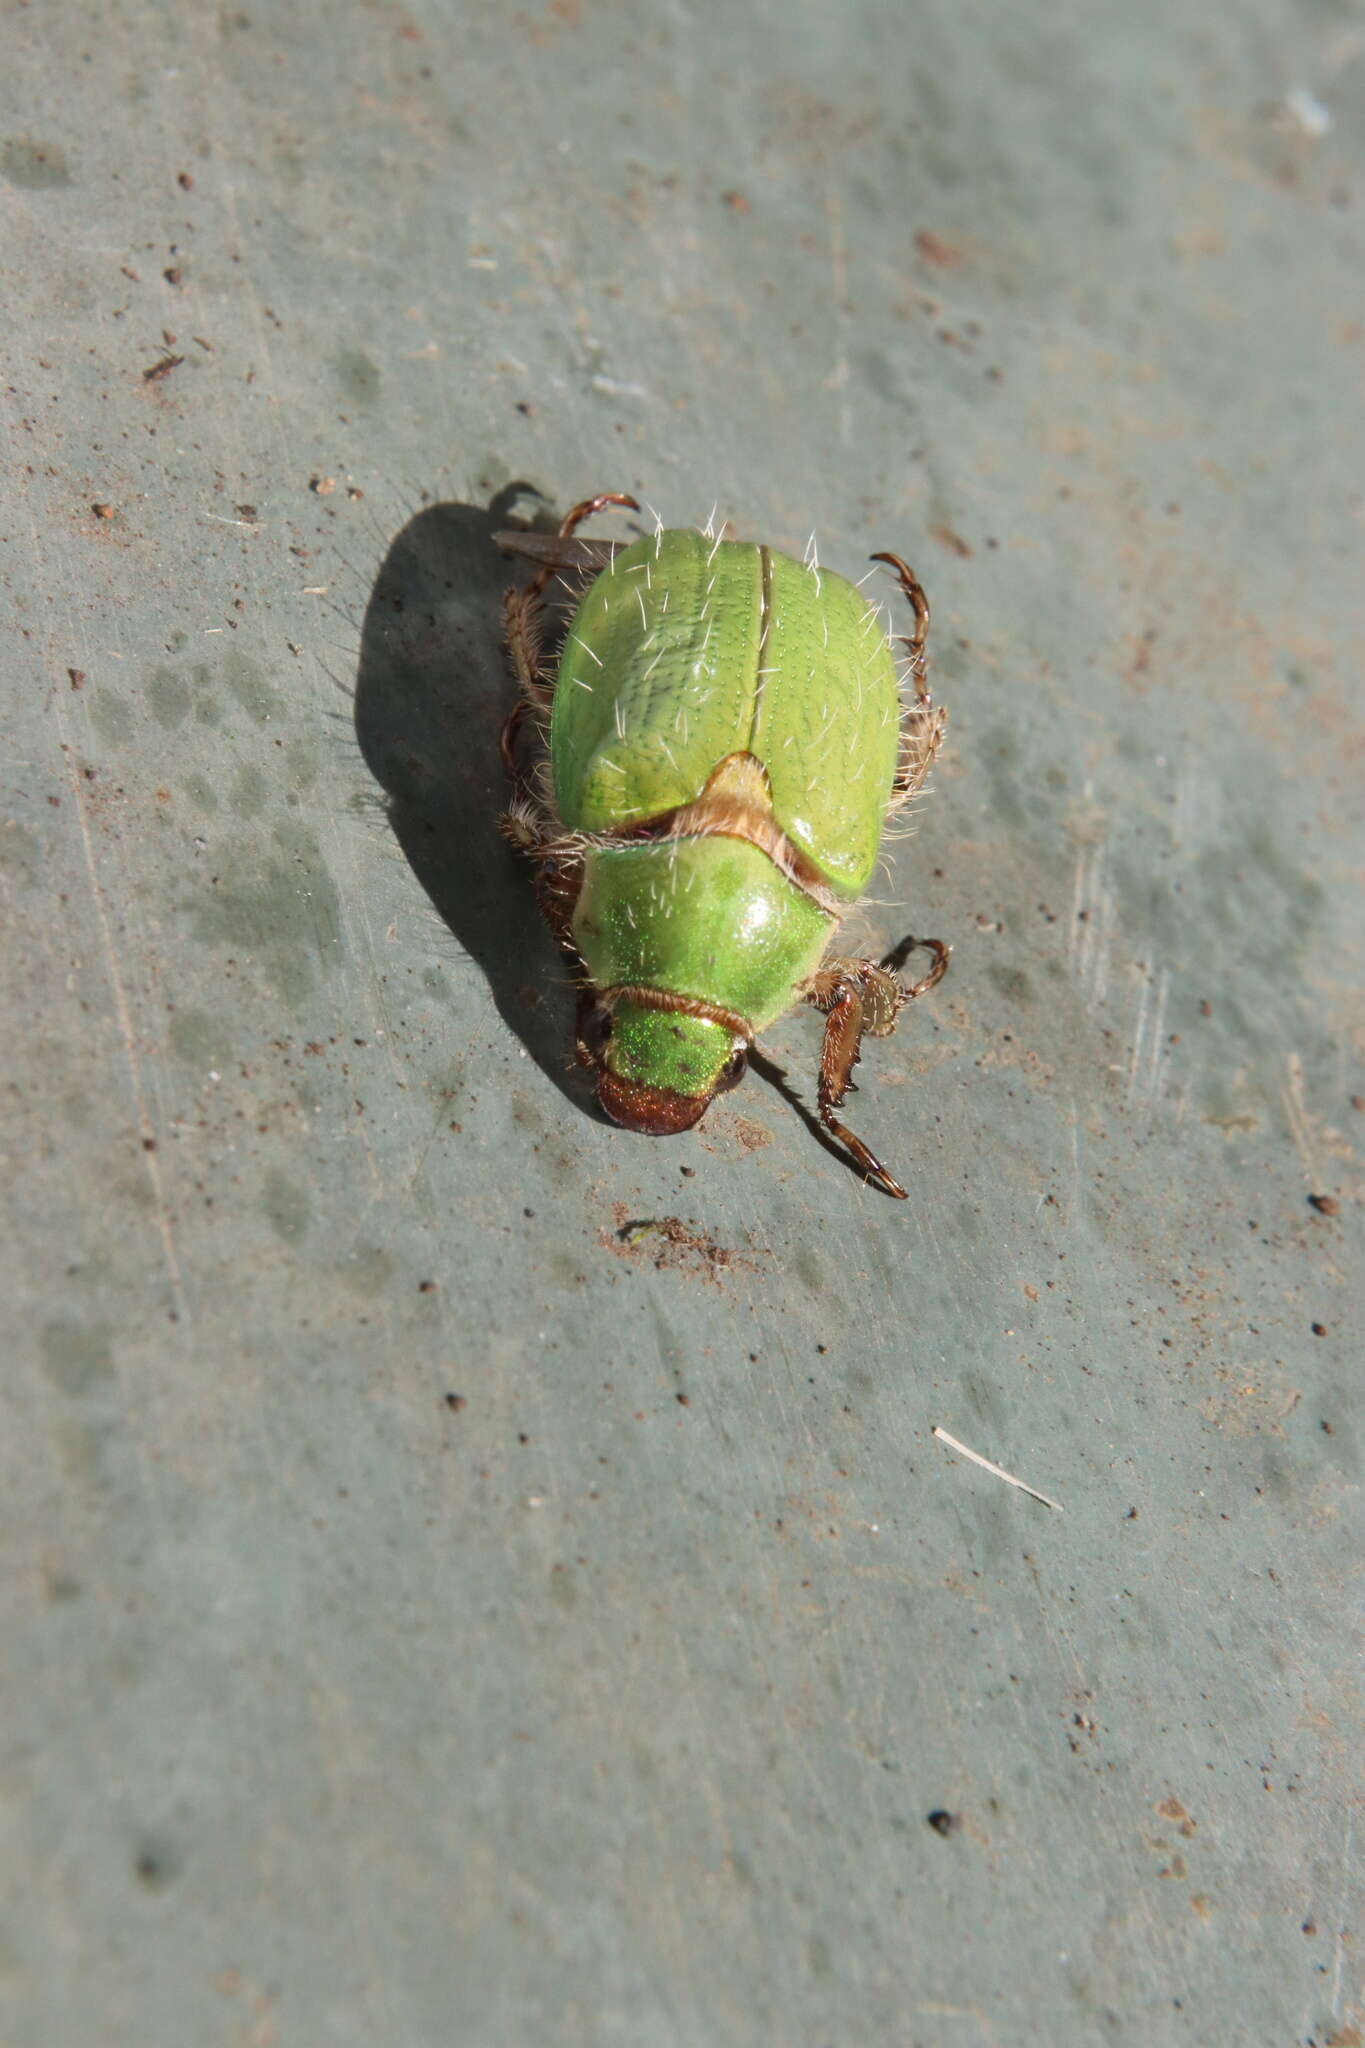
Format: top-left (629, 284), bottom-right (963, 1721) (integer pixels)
top-left (804, 962), bottom-right (903, 1197)
top-left (887, 934), bottom-right (951, 1000)
top-left (870, 551), bottom-right (947, 802)
top-left (504, 495), bottom-right (642, 781)
top-left (893, 698), bottom-right (947, 802)
top-left (870, 550), bottom-right (931, 703)
top-left (500, 585), bottom-right (554, 776)
top-left (526, 490), bottom-right (640, 599)
top-left (575, 989), bottom-right (605, 1068)
top-left (814, 980), bottom-right (906, 1198)
top-left (533, 848), bottom-right (585, 949)
top-left (803, 943), bottom-right (951, 1197)
top-left (557, 491), bottom-right (642, 536)
top-left (499, 695), bottom-right (531, 782)
top-left (503, 583), bottom-right (550, 699)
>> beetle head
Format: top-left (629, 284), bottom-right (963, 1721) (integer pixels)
top-left (580, 998), bottom-right (747, 1135)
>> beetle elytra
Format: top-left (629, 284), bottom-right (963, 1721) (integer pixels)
top-left (497, 495), bottom-right (949, 1197)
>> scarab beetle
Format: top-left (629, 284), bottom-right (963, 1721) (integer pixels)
top-left (497, 494), bottom-right (950, 1197)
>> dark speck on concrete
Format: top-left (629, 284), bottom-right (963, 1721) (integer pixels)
top-left (132, 1840), bottom-right (182, 1893)
top-left (3, 138), bottom-right (71, 188)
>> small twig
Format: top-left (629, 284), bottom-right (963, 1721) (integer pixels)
top-left (932, 1426), bottom-right (1063, 1513)
top-left (142, 353), bottom-right (184, 383)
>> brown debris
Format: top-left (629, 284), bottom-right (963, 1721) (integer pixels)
top-left (604, 1206), bottom-right (767, 1281)
top-left (930, 522), bottom-right (972, 558)
top-left (1156, 1796), bottom-right (1197, 1837)
top-left (726, 1114), bottom-right (772, 1153)
top-left (915, 228), bottom-right (964, 269)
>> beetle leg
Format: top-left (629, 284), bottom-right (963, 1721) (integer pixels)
top-left (507, 495), bottom-right (640, 737)
top-left (526, 490), bottom-right (640, 599)
top-left (810, 940), bottom-right (949, 1026)
top-left (809, 976), bottom-right (906, 1199)
top-left (574, 988), bottom-right (606, 1067)
top-left (803, 963), bottom-right (902, 1197)
top-left (499, 696), bottom-right (532, 782)
top-left (503, 585), bottom-right (553, 710)
top-left (892, 699), bottom-right (947, 802)
top-left (870, 550), bottom-right (931, 704)
top-left (503, 583), bottom-right (550, 696)
top-left (556, 490), bottom-right (642, 539)
top-left (501, 583), bottom-right (556, 788)
top-left (803, 944), bottom-right (951, 1196)
top-left (870, 551), bottom-right (947, 802)
top-left (498, 789), bottom-right (542, 852)
top-left (504, 497), bottom-right (642, 775)
top-left (878, 934), bottom-right (951, 1002)
top-left (808, 960), bottom-right (896, 1034)
top-left (533, 845), bottom-right (585, 949)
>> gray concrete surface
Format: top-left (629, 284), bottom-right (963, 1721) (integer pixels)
top-left (2, 1), bottom-right (1361, 2042)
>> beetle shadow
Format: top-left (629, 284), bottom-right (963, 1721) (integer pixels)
top-left (747, 1046), bottom-right (901, 1194)
top-left (353, 486), bottom-right (590, 1109)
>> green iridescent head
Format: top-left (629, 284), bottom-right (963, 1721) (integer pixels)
top-left (582, 997), bottom-right (748, 1135)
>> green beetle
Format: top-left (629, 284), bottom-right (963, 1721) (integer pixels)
top-left (497, 494), bottom-right (949, 1197)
